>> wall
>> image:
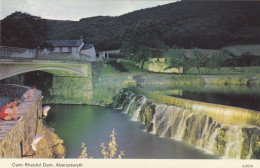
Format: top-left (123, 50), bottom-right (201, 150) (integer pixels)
top-left (0, 85), bottom-right (65, 158)
top-left (80, 47), bottom-right (96, 59)
top-left (45, 61), bottom-right (104, 104)
top-left (91, 61), bottom-right (104, 86)
top-left (48, 76), bottom-right (93, 104)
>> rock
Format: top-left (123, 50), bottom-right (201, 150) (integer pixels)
top-left (34, 126), bottom-right (66, 158)
top-left (240, 127), bottom-right (257, 159)
top-left (146, 123), bottom-right (153, 132)
top-left (54, 144), bottom-right (66, 158)
top-left (215, 127), bottom-right (227, 155)
top-left (54, 139), bottom-right (64, 145)
top-left (48, 128), bottom-right (55, 133)
top-left (250, 129), bottom-right (260, 159)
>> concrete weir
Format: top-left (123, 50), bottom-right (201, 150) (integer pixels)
top-left (131, 87), bottom-right (260, 127)
top-left (115, 88), bottom-right (260, 159)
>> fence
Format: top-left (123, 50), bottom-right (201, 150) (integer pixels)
top-left (0, 46), bottom-right (101, 62)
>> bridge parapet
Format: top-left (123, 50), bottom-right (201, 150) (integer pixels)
top-left (0, 85), bottom-right (42, 157)
top-left (0, 46), bottom-right (101, 62)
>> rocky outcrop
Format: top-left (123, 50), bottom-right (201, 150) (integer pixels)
top-left (32, 120), bottom-right (65, 158)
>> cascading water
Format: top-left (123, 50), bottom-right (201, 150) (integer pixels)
top-left (224, 126), bottom-right (244, 159)
top-left (132, 96), bottom-right (147, 121)
top-left (115, 89), bottom-right (260, 159)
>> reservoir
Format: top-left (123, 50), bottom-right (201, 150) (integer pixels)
top-left (45, 104), bottom-right (220, 159)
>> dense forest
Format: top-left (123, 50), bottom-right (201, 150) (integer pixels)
top-left (1, 1), bottom-right (260, 51)
top-left (46, 1), bottom-right (260, 51)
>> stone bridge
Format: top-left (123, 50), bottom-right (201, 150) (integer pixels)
top-left (0, 46), bottom-right (104, 104)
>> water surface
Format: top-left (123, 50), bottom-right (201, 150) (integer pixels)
top-left (45, 105), bottom-right (219, 159)
top-left (143, 84), bottom-right (260, 111)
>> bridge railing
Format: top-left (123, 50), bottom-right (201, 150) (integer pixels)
top-left (0, 46), bottom-right (101, 62)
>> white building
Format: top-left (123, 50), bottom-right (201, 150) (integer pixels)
top-left (80, 44), bottom-right (97, 61)
top-left (49, 37), bottom-right (84, 56)
top-left (98, 49), bottom-right (120, 59)
top-left (45, 37), bottom-right (96, 60)
top-left (99, 52), bottom-right (109, 59)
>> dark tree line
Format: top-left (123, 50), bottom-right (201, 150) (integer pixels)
top-left (46, 1), bottom-right (260, 51)
top-left (1, 1), bottom-right (259, 52)
top-left (1, 12), bottom-right (49, 49)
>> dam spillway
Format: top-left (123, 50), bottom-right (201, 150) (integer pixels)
top-left (130, 87), bottom-right (260, 127)
top-left (114, 88), bottom-right (260, 159)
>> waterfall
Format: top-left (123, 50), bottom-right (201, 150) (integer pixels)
top-left (175, 112), bottom-right (193, 140)
top-left (115, 89), bottom-right (260, 159)
top-left (132, 96), bottom-right (147, 121)
top-left (197, 116), bottom-right (210, 147)
top-left (116, 98), bottom-right (126, 109)
top-left (205, 126), bottom-right (221, 154)
top-left (124, 96), bottom-right (137, 114)
top-left (151, 117), bottom-right (156, 135)
top-left (224, 126), bottom-right (244, 159)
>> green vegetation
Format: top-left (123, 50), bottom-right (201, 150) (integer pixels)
top-left (190, 49), bottom-right (208, 75)
top-left (1, 12), bottom-right (49, 48)
top-left (2, 2), bottom-right (259, 52)
top-left (101, 60), bottom-right (149, 75)
top-left (41, 1), bottom-right (260, 51)
top-left (120, 21), bottom-right (165, 69)
top-left (164, 48), bottom-right (188, 74)
top-left (208, 51), bottom-right (230, 71)
top-left (186, 66), bottom-right (260, 75)
top-left (103, 57), bottom-right (260, 76)
top-left (79, 129), bottom-right (125, 159)
top-left (101, 64), bottom-right (122, 75)
top-left (163, 47), bottom-right (260, 75)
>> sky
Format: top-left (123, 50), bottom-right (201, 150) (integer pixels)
top-left (1, 0), bottom-right (178, 21)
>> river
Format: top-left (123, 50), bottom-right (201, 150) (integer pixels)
top-left (143, 84), bottom-right (260, 111)
top-left (45, 105), bottom-right (220, 159)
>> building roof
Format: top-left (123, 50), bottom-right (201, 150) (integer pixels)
top-left (48, 39), bottom-right (84, 47)
top-left (81, 44), bottom-right (94, 50)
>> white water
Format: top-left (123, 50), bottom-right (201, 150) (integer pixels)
top-left (224, 126), bottom-right (244, 159)
top-left (132, 96), bottom-right (147, 121)
top-left (124, 96), bottom-right (136, 114)
top-left (119, 94), bottom-right (259, 159)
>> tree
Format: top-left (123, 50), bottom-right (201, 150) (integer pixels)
top-left (1, 12), bottom-right (49, 48)
top-left (208, 51), bottom-right (230, 71)
top-left (165, 48), bottom-right (189, 75)
top-left (120, 21), bottom-right (166, 69)
top-left (191, 48), bottom-right (208, 75)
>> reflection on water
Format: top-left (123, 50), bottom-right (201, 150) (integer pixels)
top-left (45, 105), bottom-right (219, 159)
top-left (143, 84), bottom-right (260, 111)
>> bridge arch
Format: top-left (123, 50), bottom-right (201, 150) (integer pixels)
top-left (4, 66), bottom-right (86, 80)
top-left (0, 60), bottom-right (91, 80)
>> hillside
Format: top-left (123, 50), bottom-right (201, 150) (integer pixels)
top-left (46, 1), bottom-right (260, 51)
